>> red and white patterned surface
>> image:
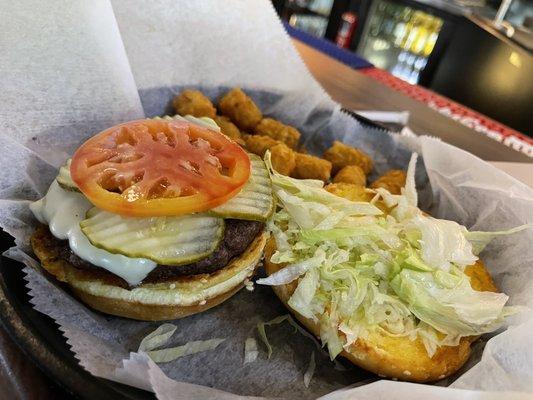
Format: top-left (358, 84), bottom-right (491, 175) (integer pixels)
top-left (360, 67), bottom-right (533, 158)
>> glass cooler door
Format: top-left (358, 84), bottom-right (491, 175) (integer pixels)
top-left (357, 0), bottom-right (444, 84)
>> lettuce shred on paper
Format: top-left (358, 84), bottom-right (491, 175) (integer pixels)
top-left (138, 323), bottom-right (177, 352)
top-left (259, 151), bottom-right (525, 358)
top-left (146, 339), bottom-right (226, 363)
top-left (244, 337), bottom-right (259, 364)
top-left (304, 351), bottom-right (316, 388)
top-left (257, 314), bottom-right (310, 358)
top-left (138, 323), bottom-right (225, 363)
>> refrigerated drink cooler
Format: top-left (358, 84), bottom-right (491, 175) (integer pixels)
top-left (272, 0), bottom-right (355, 40)
top-left (273, 0), bottom-right (465, 86)
top-left (357, 0), bottom-right (443, 84)
top-left (273, 0), bottom-right (532, 135)
top-left (351, 0), bottom-right (532, 135)
top-left (273, 0), bottom-right (335, 38)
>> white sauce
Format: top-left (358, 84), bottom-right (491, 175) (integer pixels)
top-left (30, 181), bottom-right (156, 286)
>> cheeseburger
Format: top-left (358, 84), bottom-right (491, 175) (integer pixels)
top-left (30, 116), bottom-right (272, 321)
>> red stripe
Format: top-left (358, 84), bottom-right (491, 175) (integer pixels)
top-left (360, 68), bottom-right (533, 149)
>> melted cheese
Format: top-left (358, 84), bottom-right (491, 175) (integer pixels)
top-left (30, 181), bottom-right (156, 286)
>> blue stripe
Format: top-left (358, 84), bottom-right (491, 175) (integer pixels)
top-left (283, 22), bottom-right (373, 69)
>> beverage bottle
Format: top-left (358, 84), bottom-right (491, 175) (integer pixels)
top-left (411, 14), bottom-right (431, 55)
top-left (423, 17), bottom-right (443, 57)
top-left (383, 3), bottom-right (398, 41)
top-left (402, 11), bottom-right (421, 50)
top-left (370, 1), bottom-right (387, 37)
top-left (393, 7), bottom-right (413, 48)
top-left (335, 12), bottom-right (358, 48)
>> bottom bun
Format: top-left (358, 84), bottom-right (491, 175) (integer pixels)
top-left (71, 283), bottom-right (244, 321)
top-left (263, 238), bottom-right (498, 382)
top-left (31, 227), bottom-right (268, 321)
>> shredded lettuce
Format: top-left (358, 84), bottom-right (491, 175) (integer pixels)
top-left (409, 215), bottom-right (477, 271)
top-left (391, 269), bottom-right (509, 336)
top-left (244, 337), bottom-right (259, 364)
top-left (257, 315), bottom-right (289, 358)
top-left (146, 339), bottom-right (226, 363)
top-left (138, 323), bottom-right (177, 352)
top-left (262, 151), bottom-right (527, 358)
top-left (288, 268), bottom-right (320, 320)
top-left (257, 314), bottom-right (309, 358)
top-left (257, 315), bottom-right (290, 358)
top-left (303, 351), bottom-right (316, 388)
top-left (138, 323), bottom-right (225, 363)
top-left (256, 248), bottom-right (326, 286)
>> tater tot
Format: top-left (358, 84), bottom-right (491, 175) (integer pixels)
top-left (254, 118), bottom-right (301, 149)
top-left (218, 88), bottom-right (262, 131)
top-left (333, 165), bottom-right (366, 186)
top-left (291, 153), bottom-right (332, 181)
top-left (323, 141), bottom-right (373, 174)
top-left (172, 90), bottom-right (216, 119)
top-left (213, 115), bottom-right (242, 143)
top-left (370, 169), bottom-right (407, 195)
top-left (241, 133), bottom-right (252, 144)
top-left (270, 143), bottom-right (296, 176)
top-left (244, 134), bottom-right (280, 157)
top-left (325, 183), bottom-right (374, 202)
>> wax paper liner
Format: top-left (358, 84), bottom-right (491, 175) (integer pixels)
top-left (1, 0), bottom-right (532, 399)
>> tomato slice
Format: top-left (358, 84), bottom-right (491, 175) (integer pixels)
top-left (70, 119), bottom-right (251, 217)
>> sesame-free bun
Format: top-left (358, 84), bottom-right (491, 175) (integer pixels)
top-left (31, 226), bottom-right (268, 321)
top-left (263, 238), bottom-right (498, 382)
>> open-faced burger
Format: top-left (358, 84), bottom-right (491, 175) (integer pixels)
top-left (258, 152), bottom-right (521, 382)
top-left (30, 116), bottom-right (272, 321)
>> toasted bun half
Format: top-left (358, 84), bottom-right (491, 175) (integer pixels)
top-left (264, 238), bottom-right (498, 382)
top-left (31, 226), bottom-right (268, 321)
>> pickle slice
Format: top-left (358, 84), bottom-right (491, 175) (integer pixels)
top-left (80, 209), bottom-right (224, 266)
top-left (209, 154), bottom-right (274, 222)
top-left (56, 159), bottom-right (80, 192)
top-left (154, 115), bottom-right (221, 132)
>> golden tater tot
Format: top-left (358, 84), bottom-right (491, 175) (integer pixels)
top-left (333, 165), bottom-right (366, 186)
top-left (254, 118), bottom-right (301, 149)
top-left (172, 90), bottom-right (216, 119)
top-left (241, 133), bottom-right (252, 144)
top-left (213, 115), bottom-right (242, 143)
top-left (243, 135), bottom-right (295, 174)
top-left (218, 88), bottom-right (262, 131)
top-left (370, 170), bottom-right (407, 195)
top-left (464, 261), bottom-right (498, 292)
top-left (291, 153), bottom-right (332, 181)
top-left (325, 183), bottom-right (374, 202)
top-left (244, 134), bottom-right (280, 157)
top-left (323, 141), bottom-right (373, 174)
top-left (270, 143), bottom-right (296, 176)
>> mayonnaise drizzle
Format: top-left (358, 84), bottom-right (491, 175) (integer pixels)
top-left (30, 181), bottom-right (156, 286)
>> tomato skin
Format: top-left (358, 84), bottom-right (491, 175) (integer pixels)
top-left (71, 119), bottom-right (250, 217)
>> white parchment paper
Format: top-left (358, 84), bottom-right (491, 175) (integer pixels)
top-left (1, 1), bottom-right (532, 399)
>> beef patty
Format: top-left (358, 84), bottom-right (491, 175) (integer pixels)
top-left (40, 219), bottom-right (264, 288)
